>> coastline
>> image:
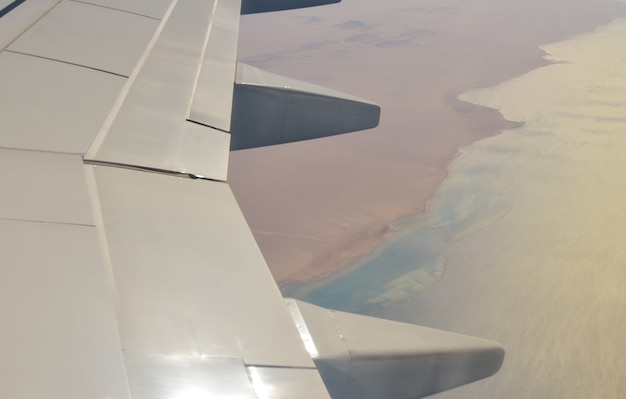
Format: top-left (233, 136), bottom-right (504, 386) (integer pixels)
top-left (273, 97), bottom-right (523, 285)
top-left (385, 18), bottom-right (626, 398)
top-left (229, 0), bottom-right (626, 287)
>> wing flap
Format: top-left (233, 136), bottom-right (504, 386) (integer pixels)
top-left (90, 164), bottom-right (333, 398)
top-left (86, 0), bottom-right (239, 181)
top-left (91, 165), bottom-right (317, 366)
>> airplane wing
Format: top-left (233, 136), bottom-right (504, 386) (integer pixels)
top-left (0, 1), bottom-right (503, 398)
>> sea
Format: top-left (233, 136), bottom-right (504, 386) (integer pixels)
top-left (283, 17), bottom-right (626, 399)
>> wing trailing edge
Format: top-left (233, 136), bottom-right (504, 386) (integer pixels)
top-left (230, 62), bottom-right (381, 150)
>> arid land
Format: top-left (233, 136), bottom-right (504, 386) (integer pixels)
top-left (229, 0), bottom-right (626, 284)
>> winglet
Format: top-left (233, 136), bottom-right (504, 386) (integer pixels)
top-left (230, 63), bottom-right (381, 150)
top-left (286, 299), bottom-right (504, 399)
top-left (241, 0), bottom-right (341, 15)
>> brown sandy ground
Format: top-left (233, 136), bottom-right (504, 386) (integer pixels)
top-left (229, 0), bottom-right (626, 284)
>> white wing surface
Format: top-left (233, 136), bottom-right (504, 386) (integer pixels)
top-left (0, 1), bottom-right (503, 398)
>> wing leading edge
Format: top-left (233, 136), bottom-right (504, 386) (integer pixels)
top-left (0, 1), bottom-right (503, 398)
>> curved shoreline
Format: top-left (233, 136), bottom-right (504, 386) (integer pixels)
top-left (229, 0), bottom-right (626, 287)
top-left (276, 96), bottom-right (524, 286)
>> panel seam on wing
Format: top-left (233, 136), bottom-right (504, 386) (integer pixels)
top-left (67, 0), bottom-right (161, 20)
top-left (0, 0), bottom-right (61, 49)
top-left (245, 364), bottom-right (317, 370)
top-left (186, 118), bottom-right (231, 134)
top-left (83, 159), bottom-right (229, 182)
top-left (4, 50), bottom-right (129, 77)
top-left (0, 216), bottom-right (94, 227)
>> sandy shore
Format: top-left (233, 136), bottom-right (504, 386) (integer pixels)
top-left (229, 0), bottom-right (626, 285)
